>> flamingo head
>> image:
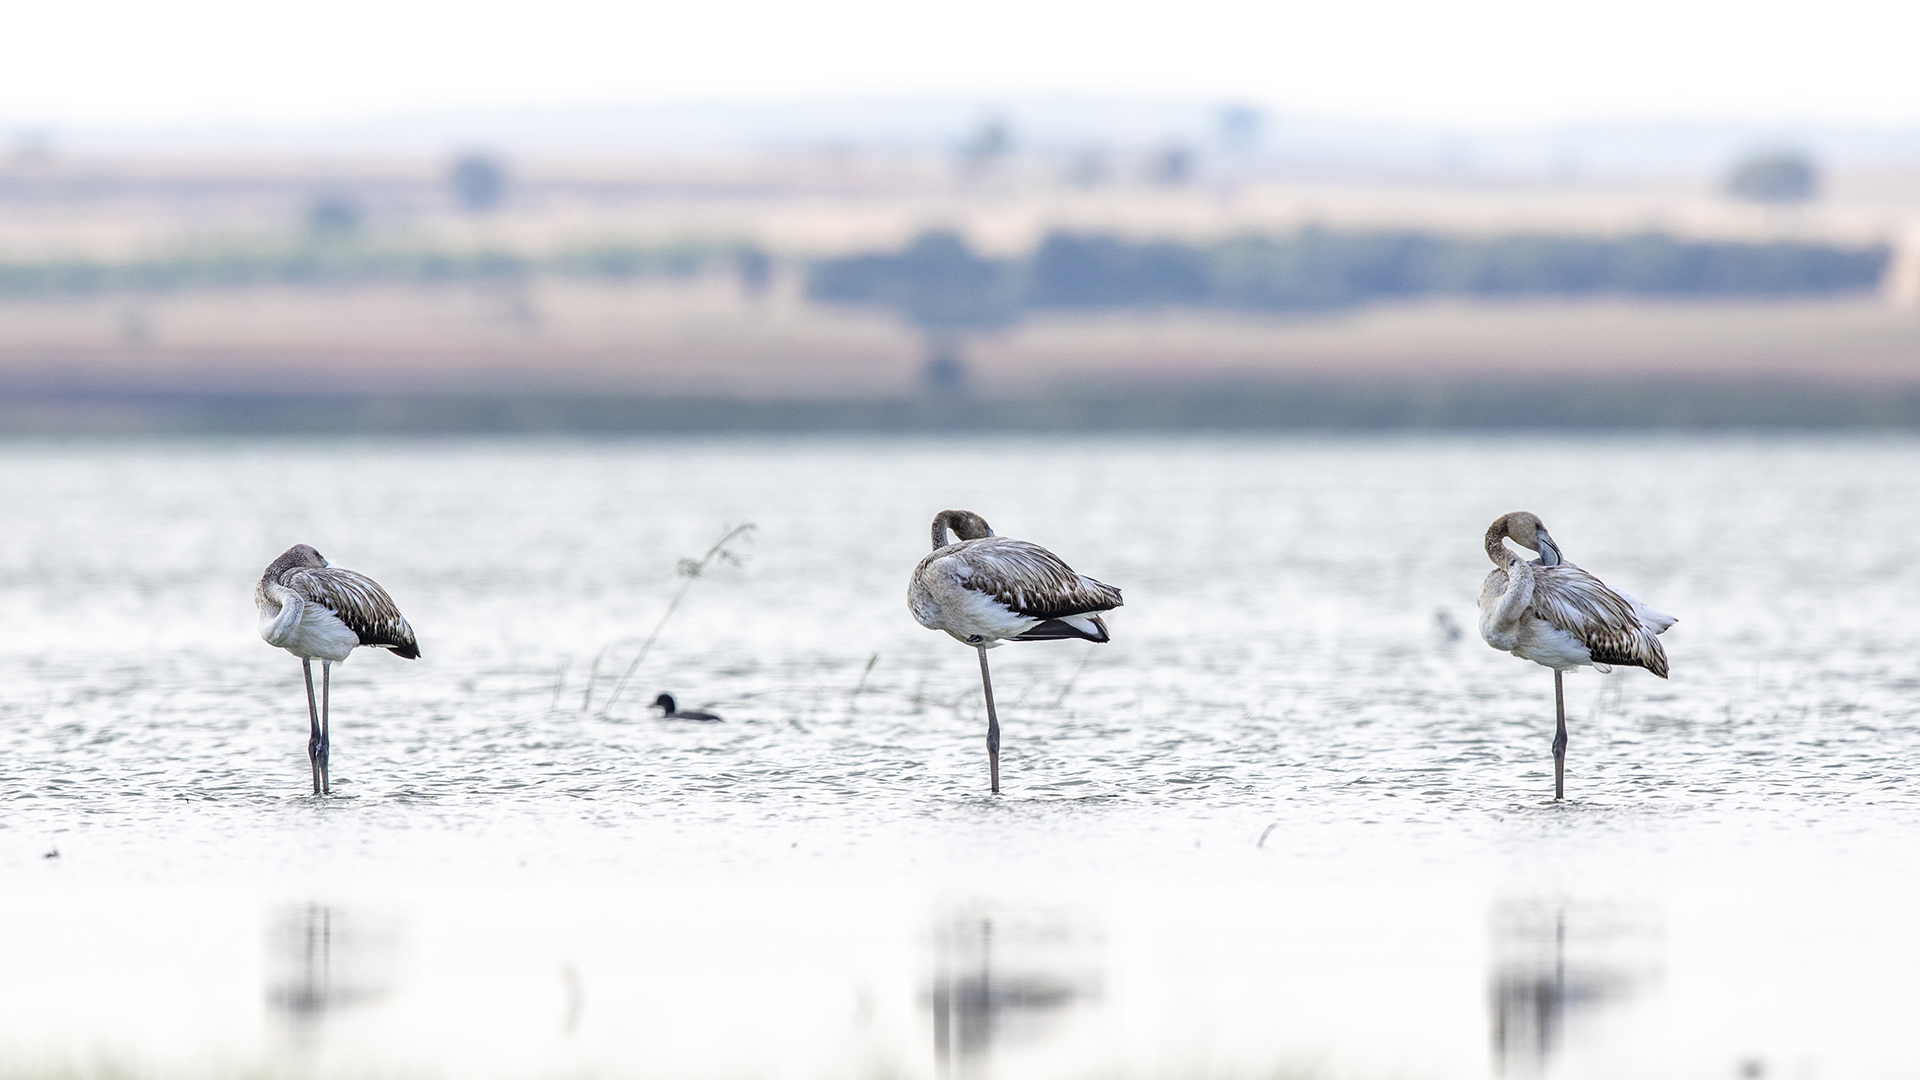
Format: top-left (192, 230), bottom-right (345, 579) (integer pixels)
top-left (1487, 511), bottom-right (1562, 566)
top-left (930, 509), bottom-right (995, 550)
top-left (264, 543), bottom-right (328, 578)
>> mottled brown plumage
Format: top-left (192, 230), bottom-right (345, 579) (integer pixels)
top-left (1480, 511), bottom-right (1670, 677)
top-left (1524, 566), bottom-right (1669, 677)
top-left (912, 511), bottom-right (1122, 645)
top-left (276, 563), bottom-right (420, 658)
top-left (948, 538), bottom-right (1121, 630)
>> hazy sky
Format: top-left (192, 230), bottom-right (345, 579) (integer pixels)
top-left (4, 0), bottom-right (1917, 129)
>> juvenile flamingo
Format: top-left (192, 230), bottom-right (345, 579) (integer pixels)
top-left (908, 509), bottom-right (1122, 794)
top-left (256, 544), bottom-right (419, 794)
top-left (1478, 512), bottom-right (1675, 799)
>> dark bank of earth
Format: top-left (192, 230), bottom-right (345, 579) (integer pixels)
top-left (7, 378), bottom-right (1920, 434)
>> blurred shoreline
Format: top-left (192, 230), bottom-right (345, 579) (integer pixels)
top-left (8, 377), bottom-right (1920, 433)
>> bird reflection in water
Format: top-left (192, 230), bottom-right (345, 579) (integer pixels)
top-left (1489, 900), bottom-right (1657, 1077)
top-left (928, 907), bottom-right (1100, 1079)
top-left (265, 904), bottom-right (398, 1050)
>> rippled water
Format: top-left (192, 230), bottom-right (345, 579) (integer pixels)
top-left (3, 434), bottom-right (1919, 1079)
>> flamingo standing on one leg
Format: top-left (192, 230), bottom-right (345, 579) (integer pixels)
top-left (908, 509), bottom-right (1122, 794)
top-left (256, 544), bottom-right (419, 794)
top-left (1478, 512), bottom-right (1675, 800)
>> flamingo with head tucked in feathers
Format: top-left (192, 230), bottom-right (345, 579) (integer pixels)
top-left (256, 544), bottom-right (419, 795)
top-left (909, 509), bottom-right (1122, 795)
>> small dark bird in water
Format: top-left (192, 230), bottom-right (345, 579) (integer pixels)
top-left (652, 693), bottom-right (723, 722)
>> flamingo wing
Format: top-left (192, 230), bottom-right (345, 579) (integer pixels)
top-left (1530, 566), bottom-right (1670, 677)
top-left (282, 566), bottom-right (421, 658)
top-left (955, 539), bottom-right (1123, 621)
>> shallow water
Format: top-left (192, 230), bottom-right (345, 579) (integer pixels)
top-left (2, 434), bottom-right (1918, 1079)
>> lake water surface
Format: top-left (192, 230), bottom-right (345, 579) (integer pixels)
top-left (2, 434), bottom-right (1918, 1080)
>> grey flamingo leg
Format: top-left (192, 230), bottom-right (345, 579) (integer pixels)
top-left (320, 660), bottom-right (333, 795)
top-left (302, 658), bottom-right (323, 796)
top-left (977, 644), bottom-right (1001, 795)
top-left (1553, 669), bottom-right (1568, 801)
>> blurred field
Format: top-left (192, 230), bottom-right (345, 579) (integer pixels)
top-left (0, 276), bottom-right (911, 397)
top-left (5, 278), bottom-right (1920, 399)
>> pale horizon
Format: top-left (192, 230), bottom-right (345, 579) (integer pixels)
top-left (5, 0), bottom-right (1920, 132)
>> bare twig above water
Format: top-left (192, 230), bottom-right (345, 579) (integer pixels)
top-left (600, 522), bottom-right (755, 716)
top-left (1050, 645), bottom-right (1100, 708)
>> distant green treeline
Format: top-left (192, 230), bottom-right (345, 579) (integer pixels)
top-left (2, 228), bottom-right (1890, 313)
top-left (0, 241), bottom-right (757, 297)
top-left (807, 229), bottom-right (1892, 326)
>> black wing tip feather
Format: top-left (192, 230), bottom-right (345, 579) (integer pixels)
top-left (1616, 656), bottom-right (1669, 679)
top-left (1013, 615), bottom-right (1111, 643)
top-left (1589, 644), bottom-right (1666, 679)
top-left (372, 639), bottom-right (421, 659)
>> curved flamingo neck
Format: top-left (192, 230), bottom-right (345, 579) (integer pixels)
top-left (931, 510), bottom-right (994, 550)
top-left (1484, 520), bottom-right (1520, 568)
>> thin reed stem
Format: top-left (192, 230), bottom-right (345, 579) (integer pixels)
top-left (548, 656), bottom-right (572, 714)
top-left (848, 652), bottom-right (879, 710)
top-left (601, 522), bottom-right (754, 716)
top-left (1051, 645), bottom-right (1099, 708)
top-left (580, 642), bottom-right (615, 713)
